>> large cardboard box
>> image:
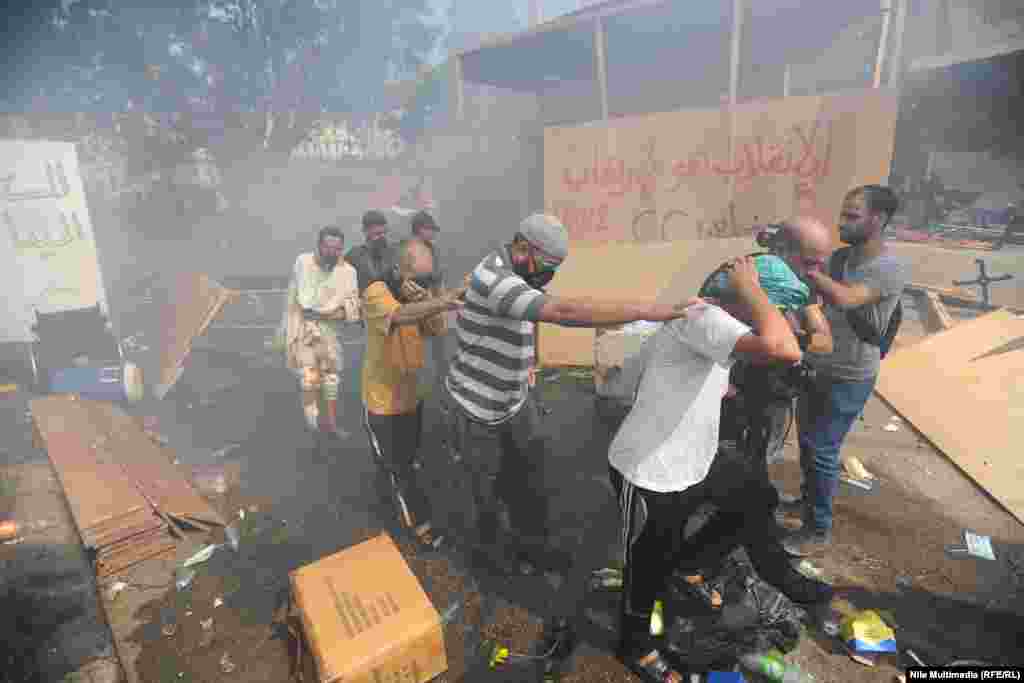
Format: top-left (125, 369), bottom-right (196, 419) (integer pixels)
top-left (290, 534), bottom-right (447, 683)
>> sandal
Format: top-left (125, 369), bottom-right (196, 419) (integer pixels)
top-left (622, 648), bottom-right (688, 683)
top-left (414, 523), bottom-right (445, 551)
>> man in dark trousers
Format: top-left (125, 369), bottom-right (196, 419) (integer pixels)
top-left (445, 213), bottom-right (702, 577)
top-left (409, 211), bottom-right (452, 410)
top-left (345, 210), bottom-right (394, 294)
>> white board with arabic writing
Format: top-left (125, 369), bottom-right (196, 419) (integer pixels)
top-left (544, 89), bottom-right (899, 244)
top-left (1, 139), bottom-right (108, 344)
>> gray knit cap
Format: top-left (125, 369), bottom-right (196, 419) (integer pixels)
top-left (518, 213), bottom-right (569, 262)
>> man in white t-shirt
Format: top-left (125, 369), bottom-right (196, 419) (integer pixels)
top-left (607, 256), bottom-right (833, 682)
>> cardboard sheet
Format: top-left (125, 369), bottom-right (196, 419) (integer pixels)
top-left (539, 89), bottom-right (899, 365)
top-left (154, 272), bottom-right (237, 400)
top-left (544, 89), bottom-right (898, 244)
top-left (539, 238), bottom-right (754, 366)
top-left (30, 395), bottom-right (176, 575)
top-left (290, 534), bottom-right (446, 683)
top-left (30, 395), bottom-right (218, 576)
top-left (83, 401), bottom-right (225, 527)
top-left (876, 310), bottom-right (1024, 525)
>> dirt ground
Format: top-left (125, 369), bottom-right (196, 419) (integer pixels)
top-left (122, 386), bottom-right (1023, 683)
top-left (6, 254), bottom-right (1023, 682)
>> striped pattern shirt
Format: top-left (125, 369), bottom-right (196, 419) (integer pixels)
top-left (446, 250), bottom-right (548, 424)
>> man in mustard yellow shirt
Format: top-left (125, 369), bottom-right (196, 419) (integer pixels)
top-left (362, 238), bottom-right (466, 549)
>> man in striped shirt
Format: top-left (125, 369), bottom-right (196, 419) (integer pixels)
top-left (445, 213), bottom-right (702, 575)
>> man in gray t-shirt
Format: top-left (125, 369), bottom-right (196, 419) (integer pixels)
top-left (785, 185), bottom-right (908, 557)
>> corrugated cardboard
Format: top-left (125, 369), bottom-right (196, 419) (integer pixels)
top-left (876, 310), bottom-right (1024, 525)
top-left (290, 534), bottom-right (446, 683)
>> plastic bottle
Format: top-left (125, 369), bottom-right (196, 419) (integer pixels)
top-left (738, 652), bottom-right (809, 683)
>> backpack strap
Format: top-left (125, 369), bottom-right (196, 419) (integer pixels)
top-left (828, 247), bottom-right (885, 347)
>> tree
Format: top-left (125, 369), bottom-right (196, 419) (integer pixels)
top-left (2, 0), bottom-right (445, 171)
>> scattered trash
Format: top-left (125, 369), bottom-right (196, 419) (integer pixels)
top-left (0, 520), bottom-right (20, 541)
top-left (822, 620), bottom-right (840, 637)
top-left (843, 456), bottom-right (876, 481)
top-left (840, 610), bottom-right (897, 666)
top-left (239, 508), bottom-right (246, 520)
top-left (192, 466), bottom-right (228, 495)
top-left (964, 530), bottom-right (997, 561)
top-left (211, 443), bottom-right (242, 459)
top-left (905, 650), bottom-right (927, 667)
top-left (224, 523), bottom-right (240, 552)
top-left (162, 623), bottom-right (178, 637)
top-left (175, 568), bottom-right (196, 591)
top-left (739, 650), bottom-right (811, 682)
top-left (2, 536), bottom-right (25, 546)
top-left (883, 424), bottom-right (900, 432)
top-left (440, 601), bottom-right (462, 624)
top-left (200, 617), bottom-right (214, 631)
top-left (589, 567), bottom-right (624, 591)
top-left (104, 581), bottom-right (129, 601)
top-left (145, 430), bottom-right (170, 446)
top-left (183, 544), bottom-right (220, 568)
top-left (796, 560), bottom-right (824, 580)
top-left (946, 530), bottom-right (997, 561)
top-left (213, 597), bottom-right (224, 608)
top-left (839, 475), bottom-right (877, 495)
top-left (895, 575), bottom-right (913, 590)
top-left (649, 599), bottom-right (665, 636)
top-left (219, 652), bottom-right (235, 674)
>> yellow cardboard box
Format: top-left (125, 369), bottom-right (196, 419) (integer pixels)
top-left (290, 534), bottom-right (447, 683)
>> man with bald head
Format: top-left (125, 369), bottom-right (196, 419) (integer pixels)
top-left (778, 216), bottom-right (833, 279)
top-left (718, 217), bottom-right (834, 472)
top-left (361, 238), bottom-right (467, 549)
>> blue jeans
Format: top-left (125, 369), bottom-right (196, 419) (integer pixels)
top-left (797, 373), bottom-right (877, 532)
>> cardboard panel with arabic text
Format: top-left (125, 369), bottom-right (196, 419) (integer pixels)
top-left (539, 90), bottom-right (898, 366)
top-left (538, 238), bottom-right (755, 367)
top-left (544, 89), bottom-right (898, 245)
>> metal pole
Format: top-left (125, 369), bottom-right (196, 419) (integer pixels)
top-left (594, 17), bottom-right (610, 121)
top-left (529, 0), bottom-right (542, 27)
top-left (783, 64), bottom-right (791, 97)
top-left (453, 54), bottom-right (465, 122)
top-left (887, 0), bottom-right (908, 88)
top-left (727, 0), bottom-right (744, 206)
top-left (873, 0), bottom-right (893, 88)
top-left (729, 0), bottom-right (744, 105)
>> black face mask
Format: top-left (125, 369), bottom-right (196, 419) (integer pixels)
top-left (369, 237), bottom-right (388, 255)
top-left (524, 270), bottom-right (556, 290)
top-left (318, 253), bottom-right (339, 271)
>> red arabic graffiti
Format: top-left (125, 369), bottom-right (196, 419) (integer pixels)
top-left (559, 122), bottom-right (833, 198)
top-left (561, 138), bottom-right (662, 198)
top-left (550, 202), bottom-right (611, 240)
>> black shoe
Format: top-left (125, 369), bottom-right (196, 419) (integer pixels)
top-left (768, 564), bottom-right (833, 605)
top-left (537, 617), bottom-right (577, 662)
top-left (747, 539), bottom-right (833, 605)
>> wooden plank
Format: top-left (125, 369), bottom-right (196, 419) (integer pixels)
top-left (96, 534), bottom-right (177, 578)
top-left (30, 396), bottom-right (154, 538)
top-left (154, 272), bottom-right (237, 400)
top-left (912, 290), bottom-right (956, 333)
top-left (83, 401), bottom-right (225, 527)
top-left (877, 310), bottom-right (1024, 525)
